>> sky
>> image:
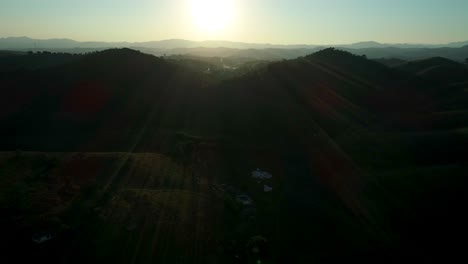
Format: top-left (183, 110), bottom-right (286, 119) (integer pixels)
top-left (1, 0), bottom-right (468, 45)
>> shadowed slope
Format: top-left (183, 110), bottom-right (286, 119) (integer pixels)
top-left (1, 48), bottom-right (467, 263)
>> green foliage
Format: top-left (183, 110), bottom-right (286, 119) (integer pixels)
top-left (0, 48), bottom-right (467, 262)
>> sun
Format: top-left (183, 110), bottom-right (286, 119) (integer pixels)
top-left (190, 0), bottom-right (235, 33)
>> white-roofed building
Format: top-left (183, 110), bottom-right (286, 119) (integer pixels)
top-left (263, 185), bottom-right (273, 192)
top-left (251, 168), bottom-right (272, 180)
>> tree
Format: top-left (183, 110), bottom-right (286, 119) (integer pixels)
top-left (15, 149), bottom-right (22, 158)
top-left (465, 58), bottom-right (468, 65)
top-left (246, 236), bottom-right (269, 260)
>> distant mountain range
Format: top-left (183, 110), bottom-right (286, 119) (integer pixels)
top-left (2, 37), bottom-right (468, 62)
top-left (0, 37), bottom-right (315, 50)
top-left (2, 37), bottom-right (468, 50)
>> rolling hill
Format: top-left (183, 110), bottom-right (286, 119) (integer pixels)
top-left (3, 37), bottom-right (468, 62)
top-left (1, 48), bottom-right (467, 263)
top-left (397, 57), bottom-right (468, 83)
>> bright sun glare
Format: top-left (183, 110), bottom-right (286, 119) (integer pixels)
top-left (191, 0), bottom-right (235, 34)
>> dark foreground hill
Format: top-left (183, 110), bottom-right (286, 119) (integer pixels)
top-left (397, 57), bottom-right (468, 83)
top-left (0, 48), bottom-right (467, 263)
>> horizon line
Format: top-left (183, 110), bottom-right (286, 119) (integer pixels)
top-left (2, 36), bottom-right (468, 47)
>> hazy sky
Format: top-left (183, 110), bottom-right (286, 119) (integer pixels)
top-left (1, 0), bottom-right (467, 44)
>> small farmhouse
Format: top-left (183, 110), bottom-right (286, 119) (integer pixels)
top-left (251, 168), bottom-right (272, 180)
top-left (32, 232), bottom-right (52, 244)
top-left (263, 185), bottom-right (273, 192)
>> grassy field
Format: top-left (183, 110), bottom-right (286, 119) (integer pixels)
top-left (1, 128), bottom-right (467, 263)
top-left (0, 151), bottom-right (279, 263)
